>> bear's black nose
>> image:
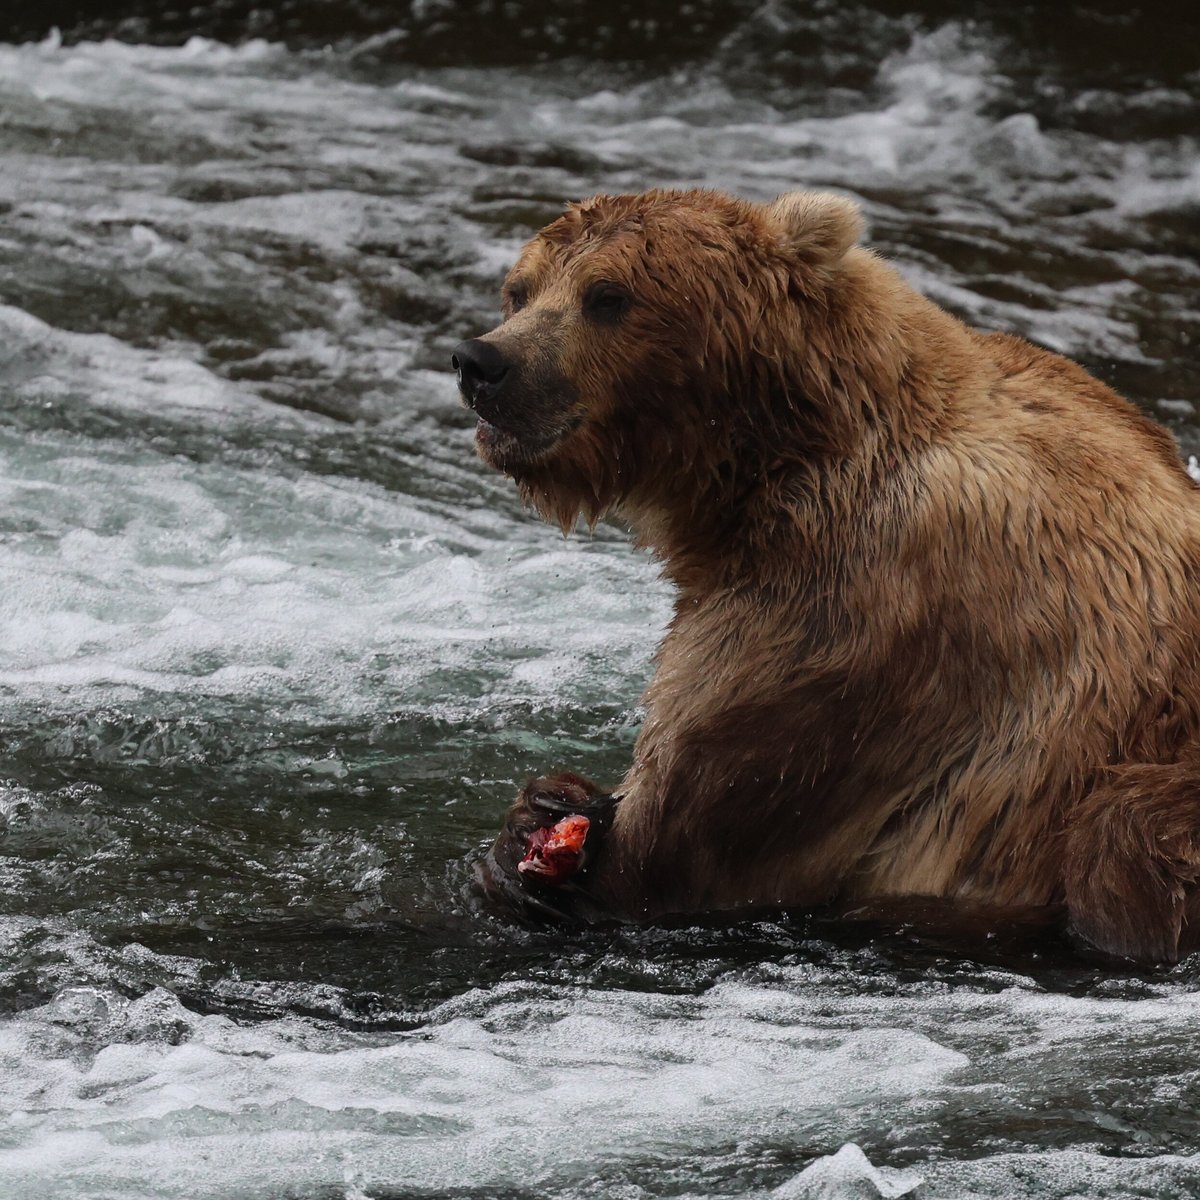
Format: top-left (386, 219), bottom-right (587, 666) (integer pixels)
top-left (452, 339), bottom-right (511, 408)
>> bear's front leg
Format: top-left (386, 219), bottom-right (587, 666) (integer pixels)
top-left (478, 772), bottom-right (622, 921)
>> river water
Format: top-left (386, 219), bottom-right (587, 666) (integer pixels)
top-left (0, 3), bottom-right (1198, 1197)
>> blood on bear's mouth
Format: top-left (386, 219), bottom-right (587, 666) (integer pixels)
top-left (474, 416), bottom-right (504, 445)
top-left (474, 415), bottom-right (523, 463)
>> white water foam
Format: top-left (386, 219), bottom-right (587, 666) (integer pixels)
top-left (0, 970), bottom-right (964, 1197)
top-left (0, 409), bottom-right (666, 719)
top-left (0, 304), bottom-right (284, 418)
top-left (4, 954), bottom-right (1200, 1198)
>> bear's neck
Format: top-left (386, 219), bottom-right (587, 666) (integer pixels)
top-left (628, 250), bottom-right (984, 598)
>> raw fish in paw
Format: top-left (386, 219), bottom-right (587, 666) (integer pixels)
top-left (518, 814), bottom-right (590, 884)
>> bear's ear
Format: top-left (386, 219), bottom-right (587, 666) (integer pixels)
top-left (767, 191), bottom-right (864, 266)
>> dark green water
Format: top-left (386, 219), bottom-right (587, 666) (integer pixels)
top-left (1, 3), bottom-right (1199, 1196)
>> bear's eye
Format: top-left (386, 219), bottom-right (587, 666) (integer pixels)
top-left (583, 282), bottom-right (631, 323)
top-left (504, 282), bottom-right (529, 315)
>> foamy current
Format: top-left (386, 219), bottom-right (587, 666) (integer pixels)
top-left (1, 5), bottom-right (1198, 1197)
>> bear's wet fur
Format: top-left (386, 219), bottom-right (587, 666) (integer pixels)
top-left (455, 188), bottom-right (1200, 963)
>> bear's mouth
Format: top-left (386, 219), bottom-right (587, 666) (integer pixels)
top-left (474, 413), bottom-right (581, 472)
top-left (474, 416), bottom-right (517, 457)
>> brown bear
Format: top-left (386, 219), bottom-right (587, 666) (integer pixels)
top-left (451, 187), bottom-right (1200, 963)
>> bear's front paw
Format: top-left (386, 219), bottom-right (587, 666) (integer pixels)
top-left (504, 772), bottom-right (617, 885)
top-left (479, 771), bottom-right (619, 919)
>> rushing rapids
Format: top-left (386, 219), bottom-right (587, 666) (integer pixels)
top-left (0, 3), bottom-right (1198, 1196)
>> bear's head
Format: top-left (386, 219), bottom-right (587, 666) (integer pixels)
top-left (452, 188), bottom-right (863, 534)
